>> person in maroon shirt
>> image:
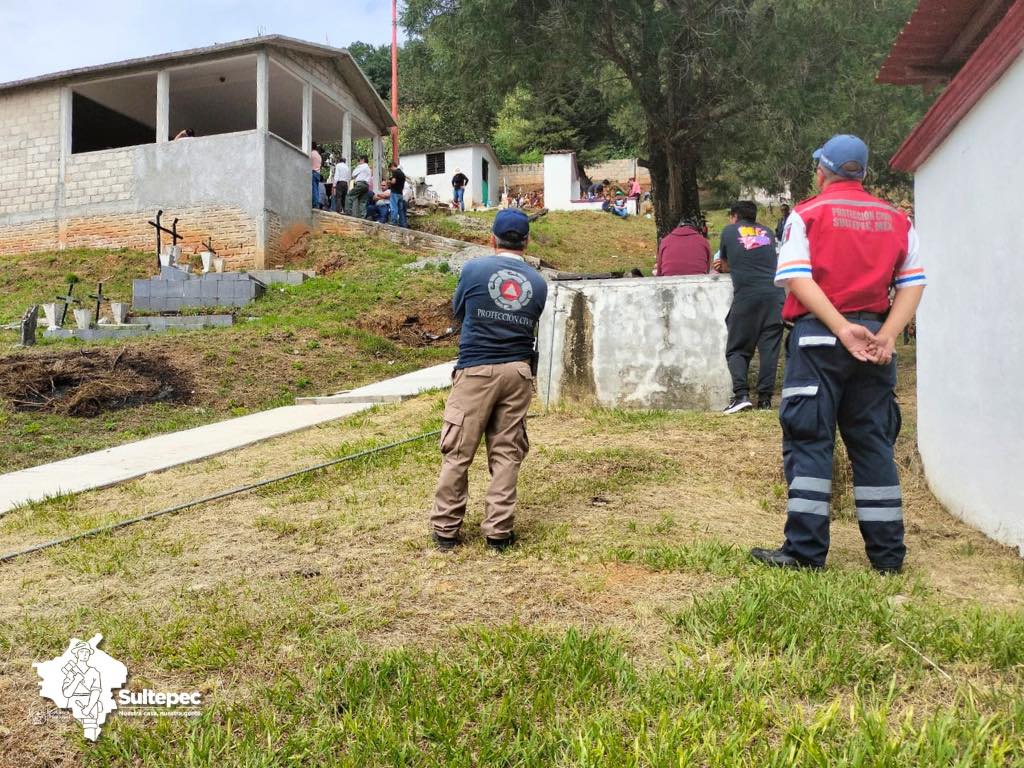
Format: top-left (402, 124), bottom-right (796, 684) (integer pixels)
top-left (655, 217), bottom-right (711, 276)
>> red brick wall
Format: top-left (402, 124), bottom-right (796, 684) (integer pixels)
top-left (0, 206), bottom-right (259, 269)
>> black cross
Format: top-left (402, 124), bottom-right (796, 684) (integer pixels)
top-left (202, 237), bottom-right (217, 255)
top-left (54, 282), bottom-right (80, 327)
top-left (148, 210), bottom-right (182, 271)
top-left (88, 282), bottom-right (107, 322)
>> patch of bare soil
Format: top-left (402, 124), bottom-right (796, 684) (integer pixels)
top-left (357, 300), bottom-right (459, 347)
top-left (274, 224), bottom-right (314, 268)
top-left (0, 348), bottom-right (193, 416)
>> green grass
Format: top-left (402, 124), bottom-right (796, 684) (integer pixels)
top-left (59, 579), bottom-right (1024, 766)
top-left (409, 207), bottom-right (787, 275)
top-left (412, 209), bottom-right (657, 274)
top-left (2, 388), bottom-right (1022, 765)
top-left (0, 236), bottom-right (458, 471)
top-left (0, 247), bottom-right (152, 325)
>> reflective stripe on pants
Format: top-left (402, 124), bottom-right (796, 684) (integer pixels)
top-left (779, 317), bottom-right (905, 569)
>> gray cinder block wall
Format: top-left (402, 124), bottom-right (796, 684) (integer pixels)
top-left (132, 271), bottom-right (266, 311)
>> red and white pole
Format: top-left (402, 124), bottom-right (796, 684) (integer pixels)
top-left (390, 0), bottom-right (399, 162)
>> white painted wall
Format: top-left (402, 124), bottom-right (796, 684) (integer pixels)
top-left (402, 146), bottom-right (500, 207)
top-left (537, 274), bottom-right (734, 410)
top-left (543, 153), bottom-right (580, 210)
top-left (913, 51), bottom-right (1024, 554)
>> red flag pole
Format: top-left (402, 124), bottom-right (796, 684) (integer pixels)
top-left (391, 0), bottom-right (399, 162)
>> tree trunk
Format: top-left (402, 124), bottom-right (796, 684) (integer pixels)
top-left (647, 136), bottom-right (702, 242)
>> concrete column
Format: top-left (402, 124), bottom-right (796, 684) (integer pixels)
top-left (256, 52), bottom-right (269, 133)
top-left (372, 134), bottom-right (383, 189)
top-left (57, 86), bottom-right (72, 249)
top-left (341, 111), bottom-right (352, 163)
top-left (301, 82), bottom-right (312, 153)
top-left (156, 70), bottom-right (170, 142)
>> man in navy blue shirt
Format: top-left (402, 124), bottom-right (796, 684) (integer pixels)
top-left (431, 209), bottom-right (548, 552)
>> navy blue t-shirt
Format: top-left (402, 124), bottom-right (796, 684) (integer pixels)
top-left (454, 254), bottom-right (548, 370)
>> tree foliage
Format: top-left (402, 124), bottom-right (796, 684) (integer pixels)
top-left (347, 41), bottom-right (393, 102)
top-left (401, 0), bottom-right (932, 238)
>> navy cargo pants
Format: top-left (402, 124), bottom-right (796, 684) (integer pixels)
top-left (779, 316), bottom-right (905, 570)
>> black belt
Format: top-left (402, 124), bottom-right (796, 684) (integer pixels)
top-left (790, 310), bottom-right (887, 326)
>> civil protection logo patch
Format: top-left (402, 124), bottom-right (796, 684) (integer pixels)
top-left (488, 269), bottom-right (533, 311)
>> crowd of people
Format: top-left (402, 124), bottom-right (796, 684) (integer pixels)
top-left (310, 143), bottom-right (412, 228)
top-left (585, 176), bottom-right (645, 219)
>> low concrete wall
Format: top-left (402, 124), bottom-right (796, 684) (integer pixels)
top-left (313, 210), bottom-right (471, 255)
top-left (537, 275), bottom-right (733, 410)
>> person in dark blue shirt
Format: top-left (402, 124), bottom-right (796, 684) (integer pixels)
top-left (431, 209), bottom-right (548, 552)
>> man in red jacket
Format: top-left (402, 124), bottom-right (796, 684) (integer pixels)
top-left (751, 134), bottom-right (926, 574)
top-left (655, 216), bottom-right (711, 276)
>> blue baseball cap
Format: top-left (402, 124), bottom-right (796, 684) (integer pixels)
top-left (492, 208), bottom-right (530, 239)
top-left (813, 134), bottom-right (868, 179)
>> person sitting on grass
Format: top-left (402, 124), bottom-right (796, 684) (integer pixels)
top-left (611, 192), bottom-right (629, 218)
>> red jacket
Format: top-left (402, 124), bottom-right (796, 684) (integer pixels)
top-left (775, 181), bottom-right (925, 321)
top-left (657, 226), bottom-right (710, 276)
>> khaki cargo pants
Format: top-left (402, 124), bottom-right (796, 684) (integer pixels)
top-left (431, 360), bottom-right (533, 539)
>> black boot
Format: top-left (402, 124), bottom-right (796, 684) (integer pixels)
top-left (750, 547), bottom-right (823, 570)
top-left (486, 532), bottom-right (517, 552)
top-left (432, 532), bottom-right (460, 552)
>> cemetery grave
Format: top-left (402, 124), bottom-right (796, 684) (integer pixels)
top-left (355, 298), bottom-right (458, 347)
top-left (0, 348), bottom-right (193, 417)
top-left (0, 234), bottom-right (460, 472)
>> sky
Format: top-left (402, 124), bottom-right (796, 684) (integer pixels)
top-left (0, 0), bottom-right (402, 84)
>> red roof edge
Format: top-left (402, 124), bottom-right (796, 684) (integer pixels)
top-left (891, 0), bottom-right (1024, 172)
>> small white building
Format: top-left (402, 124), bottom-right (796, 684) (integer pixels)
top-left (879, 0), bottom-right (1024, 553)
top-left (401, 143), bottom-right (501, 207)
top-left (543, 151), bottom-right (637, 214)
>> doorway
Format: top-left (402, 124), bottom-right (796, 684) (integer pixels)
top-left (481, 157), bottom-right (489, 207)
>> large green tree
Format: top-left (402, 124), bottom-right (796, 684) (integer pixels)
top-left (347, 41), bottom-right (393, 102)
top-left (403, 0), bottom-right (929, 238)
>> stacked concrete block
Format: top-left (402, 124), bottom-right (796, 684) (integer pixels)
top-left (44, 314), bottom-right (233, 341)
top-left (129, 315), bottom-right (233, 331)
top-left (247, 270), bottom-right (312, 286)
top-left (132, 271), bottom-right (265, 311)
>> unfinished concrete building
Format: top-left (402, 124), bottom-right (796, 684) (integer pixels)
top-left (0, 36), bottom-right (396, 268)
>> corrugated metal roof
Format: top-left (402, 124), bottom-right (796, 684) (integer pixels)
top-left (877, 0), bottom-right (1015, 85)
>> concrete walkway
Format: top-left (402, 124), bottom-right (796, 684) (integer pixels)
top-left (0, 361), bottom-right (456, 515)
top-left (296, 361), bottom-right (456, 404)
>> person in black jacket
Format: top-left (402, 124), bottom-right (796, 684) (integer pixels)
top-left (452, 169), bottom-right (469, 210)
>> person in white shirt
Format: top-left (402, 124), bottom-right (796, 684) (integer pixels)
top-left (331, 157), bottom-right (351, 213)
top-left (347, 155), bottom-right (372, 218)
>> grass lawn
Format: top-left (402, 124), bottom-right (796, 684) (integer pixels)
top-left (409, 207), bottom-right (776, 275)
top-left (0, 236), bottom-right (458, 472)
top-left (412, 209), bottom-right (658, 274)
top-left (1, 347), bottom-right (1022, 766)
